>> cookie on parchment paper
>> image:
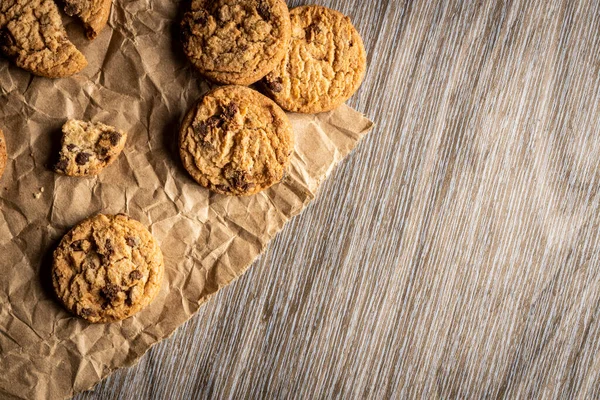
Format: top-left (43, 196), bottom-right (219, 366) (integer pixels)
top-left (181, 0), bottom-right (291, 85)
top-left (0, 0), bottom-right (87, 78)
top-left (52, 214), bottom-right (164, 323)
top-left (263, 5), bottom-right (367, 113)
top-left (0, 129), bottom-right (6, 180)
top-left (179, 85), bottom-right (294, 196)
top-left (54, 119), bottom-right (127, 177)
top-left (62, 0), bottom-right (113, 40)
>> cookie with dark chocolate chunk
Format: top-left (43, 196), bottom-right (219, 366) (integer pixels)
top-left (54, 119), bottom-right (127, 177)
top-left (180, 85), bottom-right (294, 196)
top-left (181, 0), bottom-right (291, 85)
top-left (52, 214), bottom-right (164, 323)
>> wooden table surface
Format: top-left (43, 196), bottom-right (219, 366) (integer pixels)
top-left (76, 0), bottom-right (600, 398)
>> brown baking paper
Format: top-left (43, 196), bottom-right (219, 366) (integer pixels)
top-left (0, 1), bottom-right (373, 399)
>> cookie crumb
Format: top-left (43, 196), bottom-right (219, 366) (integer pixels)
top-left (33, 187), bottom-right (44, 199)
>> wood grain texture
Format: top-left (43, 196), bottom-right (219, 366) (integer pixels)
top-left (75, 0), bottom-right (600, 398)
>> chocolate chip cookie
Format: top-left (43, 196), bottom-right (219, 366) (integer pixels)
top-left (54, 120), bottom-right (127, 177)
top-left (263, 5), bottom-right (367, 113)
top-left (180, 85), bottom-right (294, 196)
top-left (0, 129), bottom-right (6, 180)
top-left (52, 214), bottom-right (164, 323)
top-left (62, 0), bottom-right (112, 40)
top-left (181, 0), bottom-right (291, 85)
top-left (0, 0), bottom-right (87, 78)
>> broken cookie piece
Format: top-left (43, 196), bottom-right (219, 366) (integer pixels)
top-left (62, 0), bottom-right (112, 40)
top-left (54, 119), bottom-right (127, 177)
top-left (0, 0), bottom-right (87, 78)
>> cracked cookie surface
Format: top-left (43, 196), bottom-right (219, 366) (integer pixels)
top-left (181, 0), bottom-right (291, 85)
top-left (54, 119), bottom-right (127, 177)
top-left (63, 0), bottom-right (112, 40)
top-left (180, 85), bottom-right (294, 196)
top-left (52, 214), bottom-right (164, 323)
top-left (0, 0), bottom-right (87, 78)
top-left (263, 5), bottom-right (367, 113)
top-left (0, 129), bottom-right (6, 180)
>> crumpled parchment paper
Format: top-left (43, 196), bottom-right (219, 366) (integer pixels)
top-left (0, 1), bottom-right (373, 399)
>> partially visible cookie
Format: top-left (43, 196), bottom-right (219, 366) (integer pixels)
top-left (0, 129), bottom-right (6, 180)
top-left (180, 85), bottom-right (294, 196)
top-left (181, 0), bottom-right (291, 85)
top-left (263, 5), bottom-right (367, 113)
top-left (52, 214), bottom-right (164, 323)
top-left (0, 0), bottom-right (87, 78)
top-left (63, 0), bottom-right (112, 40)
top-left (54, 120), bottom-right (127, 177)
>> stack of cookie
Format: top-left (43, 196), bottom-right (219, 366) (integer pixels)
top-left (179, 0), bottom-right (367, 196)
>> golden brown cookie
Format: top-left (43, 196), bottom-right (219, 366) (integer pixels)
top-left (180, 85), bottom-right (294, 196)
top-left (63, 0), bottom-right (112, 40)
top-left (0, 129), bottom-right (6, 180)
top-left (52, 214), bottom-right (164, 323)
top-left (181, 0), bottom-right (291, 85)
top-left (0, 0), bottom-right (87, 78)
top-left (54, 119), bottom-right (127, 177)
top-left (263, 5), bottom-right (367, 113)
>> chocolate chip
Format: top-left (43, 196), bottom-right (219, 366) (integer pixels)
top-left (265, 77), bottom-right (283, 93)
top-left (129, 270), bottom-right (142, 281)
top-left (125, 289), bottom-right (134, 307)
top-left (194, 116), bottom-right (223, 137)
top-left (70, 240), bottom-right (86, 251)
top-left (109, 132), bottom-right (121, 146)
top-left (126, 236), bottom-right (138, 247)
top-left (75, 152), bottom-right (90, 165)
top-left (54, 158), bottom-right (68, 172)
top-left (97, 147), bottom-right (109, 160)
top-left (222, 102), bottom-right (239, 120)
top-left (193, 121), bottom-right (209, 138)
top-left (231, 171), bottom-right (252, 190)
top-left (307, 24), bottom-right (322, 42)
top-left (208, 116), bottom-right (223, 127)
top-left (215, 184), bottom-right (230, 192)
top-left (104, 239), bottom-right (113, 256)
top-left (66, 144), bottom-right (77, 152)
top-left (64, 2), bottom-right (82, 16)
top-left (195, 10), bottom-right (208, 25)
top-left (242, 182), bottom-right (255, 191)
top-left (257, 2), bottom-right (271, 20)
top-left (100, 284), bottom-right (120, 302)
top-left (80, 307), bottom-right (95, 318)
top-left (0, 29), bottom-right (15, 47)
